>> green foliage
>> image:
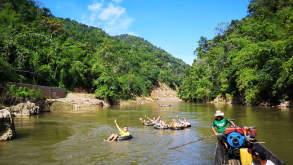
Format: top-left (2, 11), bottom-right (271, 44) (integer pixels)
top-left (0, 0), bottom-right (188, 104)
top-left (8, 85), bottom-right (44, 99)
top-left (179, 0), bottom-right (293, 105)
top-left (179, 64), bottom-right (213, 102)
top-left (93, 71), bottom-right (120, 105)
top-left (0, 56), bottom-right (15, 84)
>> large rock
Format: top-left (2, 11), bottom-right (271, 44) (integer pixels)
top-left (0, 109), bottom-right (16, 141)
top-left (48, 93), bottom-right (110, 111)
top-left (278, 101), bottom-right (292, 108)
top-left (9, 101), bottom-right (40, 116)
top-left (36, 100), bottom-right (51, 112)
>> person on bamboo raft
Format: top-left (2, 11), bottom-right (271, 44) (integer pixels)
top-left (105, 120), bottom-right (130, 142)
top-left (211, 110), bottom-right (235, 147)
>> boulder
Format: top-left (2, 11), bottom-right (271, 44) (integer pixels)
top-left (0, 109), bottom-right (16, 141)
top-left (9, 101), bottom-right (40, 116)
top-left (211, 96), bottom-right (227, 104)
top-left (278, 101), bottom-right (292, 108)
top-left (48, 93), bottom-right (110, 110)
top-left (38, 100), bottom-right (51, 112)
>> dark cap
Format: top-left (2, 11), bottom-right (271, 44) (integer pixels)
top-left (248, 146), bottom-right (267, 160)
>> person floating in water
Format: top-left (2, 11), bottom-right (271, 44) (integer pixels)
top-left (178, 117), bottom-right (191, 127)
top-left (105, 120), bottom-right (130, 142)
top-left (139, 117), bottom-right (154, 126)
top-left (139, 117), bottom-right (147, 125)
top-left (211, 110), bottom-right (235, 147)
top-left (154, 120), bottom-right (169, 129)
top-left (146, 115), bottom-right (160, 124)
top-left (169, 119), bottom-right (181, 129)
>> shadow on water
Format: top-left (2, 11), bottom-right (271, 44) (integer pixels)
top-left (14, 131), bottom-right (31, 140)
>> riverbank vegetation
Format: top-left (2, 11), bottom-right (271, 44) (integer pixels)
top-left (0, 84), bottom-right (45, 107)
top-left (7, 85), bottom-right (44, 99)
top-left (179, 0), bottom-right (293, 105)
top-left (0, 0), bottom-right (188, 104)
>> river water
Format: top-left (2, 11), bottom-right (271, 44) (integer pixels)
top-left (0, 102), bottom-right (292, 165)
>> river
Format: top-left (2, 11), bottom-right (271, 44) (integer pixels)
top-left (0, 102), bottom-right (292, 165)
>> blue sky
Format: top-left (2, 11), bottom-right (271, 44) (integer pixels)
top-left (40, 0), bottom-right (250, 65)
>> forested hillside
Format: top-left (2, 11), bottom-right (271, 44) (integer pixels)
top-left (0, 0), bottom-right (188, 104)
top-left (115, 34), bottom-right (188, 88)
top-left (179, 0), bottom-right (293, 105)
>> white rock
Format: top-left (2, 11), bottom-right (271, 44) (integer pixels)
top-left (0, 109), bottom-right (16, 141)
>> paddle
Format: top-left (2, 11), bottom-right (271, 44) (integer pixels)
top-left (169, 134), bottom-right (215, 150)
top-left (250, 142), bottom-right (266, 144)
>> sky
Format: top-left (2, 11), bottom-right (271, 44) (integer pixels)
top-left (40, 0), bottom-right (250, 65)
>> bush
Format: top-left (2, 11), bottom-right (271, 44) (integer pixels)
top-left (8, 85), bottom-right (45, 99)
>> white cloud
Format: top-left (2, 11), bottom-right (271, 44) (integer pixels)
top-left (84, 1), bottom-right (134, 35)
top-left (88, 2), bottom-right (103, 12)
top-left (98, 3), bottom-right (125, 21)
top-left (104, 17), bottom-right (133, 35)
top-left (112, 0), bottom-right (123, 3)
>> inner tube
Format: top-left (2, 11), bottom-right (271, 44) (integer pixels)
top-left (117, 135), bottom-right (133, 141)
top-left (170, 126), bottom-right (184, 130)
top-left (154, 125), bottom-right (169, 129)
top-left (143, 122), bottom-right (155, 126)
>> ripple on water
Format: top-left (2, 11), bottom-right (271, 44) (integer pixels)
top-left (51, 118), bottom-right (214, 165)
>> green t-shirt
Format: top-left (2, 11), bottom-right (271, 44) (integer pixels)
top-left (212, 118), bottom-right (231, 133)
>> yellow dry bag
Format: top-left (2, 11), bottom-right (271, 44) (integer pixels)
top-left (240, 148), bottom-right (253, 165)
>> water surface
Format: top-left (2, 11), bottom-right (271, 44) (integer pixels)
top-left (0, 102), bottom-right (292, 165)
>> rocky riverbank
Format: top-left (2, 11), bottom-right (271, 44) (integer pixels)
top-left (150, 83), bottom-right (181, 102)
top-left (0, 84), bottom-right (181, 141)
top-left (8, 100), bottom-right (50, 116)
top-left (0, 109), bottom-right (15, 141)
top-left (209, 96), bottom-right (293, 109)
top-left (48, 93), bottom-right (109, 111)
top-left (120, 83), bottom-right (181, 106)
top-left (50, 83), bottom-right (181, 109)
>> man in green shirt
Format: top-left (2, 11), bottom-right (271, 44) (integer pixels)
top-left (211, 110), bottom-right (235, 147)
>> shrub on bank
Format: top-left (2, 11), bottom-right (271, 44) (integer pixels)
top-left (8, 85), bottom-right (44, 100)
top-left (0, 85), bottom-right (45, 106)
